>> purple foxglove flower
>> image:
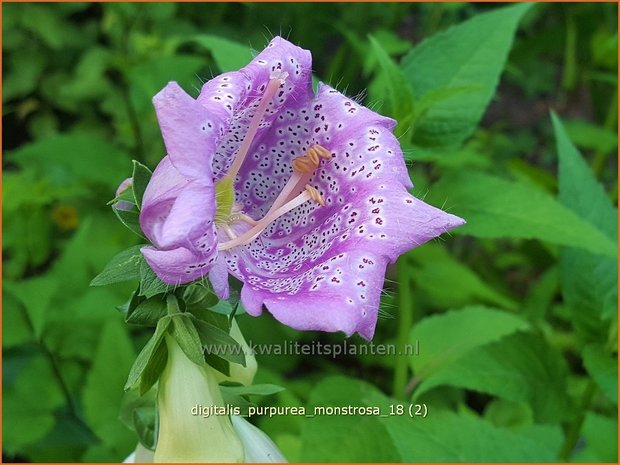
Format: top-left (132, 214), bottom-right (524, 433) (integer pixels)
top-left (140, 37), bottom-right (464, 340)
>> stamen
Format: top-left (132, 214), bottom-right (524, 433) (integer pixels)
top-left (227, 72), bottom-right (288, 181)
top-left (305, 184), bottom-right (325, 206)
top-left (222, 224), bottom-right (238, 239)
top-left (270, 144), bottom-right (332, 212)
top-left (218, 186), bottom-right (324, 251)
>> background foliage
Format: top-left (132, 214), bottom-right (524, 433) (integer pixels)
top-left (3, 2), bottom-right (618, 462)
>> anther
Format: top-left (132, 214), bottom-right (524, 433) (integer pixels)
top-left (305, 184), bottom-right (325, 206)
top-left (292, 144), bottom-right (332, 174)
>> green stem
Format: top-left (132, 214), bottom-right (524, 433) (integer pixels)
top-left (559, 379), bottom-right (597, 461)
top-left (393, 254), bottom-right (414, 400)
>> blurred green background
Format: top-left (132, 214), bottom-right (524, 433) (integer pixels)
top-left (3, 2), bottom-right (618, 463)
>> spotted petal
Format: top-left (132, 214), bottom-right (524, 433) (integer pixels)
top-left (220, 83), bottom-right (464, 339)
top-left (198, 37), bottom-right (313, 180)
top-left (141, 243), bottom-right (218, 287)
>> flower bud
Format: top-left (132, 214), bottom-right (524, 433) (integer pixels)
top-left (114, 177), bottom-right (135, 212)
top-left (154, 335), bottom-right (244, 462)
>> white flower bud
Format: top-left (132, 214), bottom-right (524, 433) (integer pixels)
top-left (154, 335), bottom-right (244, 463)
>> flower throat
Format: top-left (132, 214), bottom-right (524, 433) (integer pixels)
top-left (215, 71), bottom-right (332, 251)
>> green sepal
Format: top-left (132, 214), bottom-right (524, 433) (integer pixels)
top-left (186, 304), bottom-right (231, 332)
top-left (184, 283), bottom-right (220, 313)
top-left (126, 295), bottom-right (168, 326)
top-left (205, 352), bottom-right (231, 377)
top-left (125, 316), bottom-right (171, 395)
top-left (169, 311), bottom-right (205, 367)
top-left (114, 207), bottom-right (146, 239)
top-left (192, 316), bottom-right (246, 367)
top-left (186, 306), bottom-right (234, 376)
top-left (118, 286), bottom-right (147, 318)
top-left (132, 160), bottom-right (152, 209)
top-left (139, 260), bottom-right (171, 298)
top-left (90, 244), bottom-right (145, 287)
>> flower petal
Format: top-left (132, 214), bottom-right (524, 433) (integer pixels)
top-left (239, 249), bottom-right (389, 339)
top-left (197, 36), bottom-right (313, 181)
top-left (158, 181), bottom-right (216, 250)
top-left (141, 244), bottom-right (217, 286)
top-left (140, 154), bottom-right (217, 255)
top-left (141, 156), bottom-right (190, 210)
top-left (209, 255), bottom-right (230, 300)
top-left (153, 81), bottom-right (220, 179)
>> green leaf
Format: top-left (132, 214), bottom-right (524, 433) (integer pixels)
top-left (583, 345), bottom-right (618, 405)
top-left (572, 412), bottom-right (618, 462)
top-left (8, 132), bottom-right (130, 188)
top-left (3, 355), bottom-right (65, 454)
top-left (90, 245), bottom-right (144, 287)
top-left (410, 244), bottom-right (518, 310)
top-left (563, 120), bottom-right (618, 154)
top-left (483, 399), bottom-right (534, 431)
top-left (139, 260), bottom-right (171, 298)
top-left (169, 314), bottom-right (205, 366)
top-left (128, 55), bottom-right (205, 115)
top-left (132, 160), bottom-right (152, 209)
top-left (431, 170), bottom-right (617, 256)
top-left (554, 114), bottom-right (617, 241)
top-left (220, 383), bottom-right (284, 397)
top-left (401, 3), bottom-right (533, 147)
top-left (410, 306), bottom-right (529, 378)
top-left (302, 376), bottom-right (563, 462)
top-left (301, 377), bottom-right (400, 462)
top-left (387, 410), bottom-right (563, 462)
top-left (83, 320), bottom-right (136, 450)
top-left (4, 276), bottom-right (58, 339)
top-left (368, 35), bottom-right (414, 134)
top-left (415, 332), bottom-right (571, 423)
top-left (126, 295), bottom-right (168, 326)
top-left (192, 316), bottom-right (246, 366)
top-left (552, 114), bottom-right (618, 337)
top-left (2, 292), bottom-right (33, 348)
top-left (125, 316), bottom-right (170, 393)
